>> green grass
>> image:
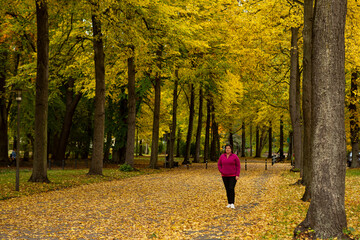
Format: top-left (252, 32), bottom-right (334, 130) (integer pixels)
top-left (0, 167), bottom-right (162, 200)
top-left (346, 168), bottom-right (360, 176)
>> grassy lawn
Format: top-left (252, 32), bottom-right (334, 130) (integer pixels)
top-left (0, 156), bottom-right (179, 200)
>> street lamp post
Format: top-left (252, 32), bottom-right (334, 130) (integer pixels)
top-left (15, 89), bottom-right (21, 191)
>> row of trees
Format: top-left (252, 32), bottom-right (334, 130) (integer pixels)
top-left (0, 0), bottom-right (359, 238)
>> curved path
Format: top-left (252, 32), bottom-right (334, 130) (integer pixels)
top-left (0, 162), bottom-right (290, 239)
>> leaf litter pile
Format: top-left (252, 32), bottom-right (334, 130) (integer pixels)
top-left (0, 162), bottom-right (359, 239)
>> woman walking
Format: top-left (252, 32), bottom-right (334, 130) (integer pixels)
top-left (218, 144), bottom-right (241, 209)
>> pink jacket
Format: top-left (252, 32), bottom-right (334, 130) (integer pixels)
top-left (218, 153), bottom-right (241, 177)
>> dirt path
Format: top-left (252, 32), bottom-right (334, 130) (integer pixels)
top-left (0, 162), bottom-right (290, 239)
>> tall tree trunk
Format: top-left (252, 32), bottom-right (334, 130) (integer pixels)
top-left (259, 127), bottom-right (268, 155)
top-left (350, 72), bottom-right (360, 168)
top-left (53, 78), bottom-right (82, 166)
top-left (204, 98), bottom-right (211, 162)
top-left (295, 0), bottom-right (348, 238)
top-left (88, 4), bottom-right (105, 175)
top-left (183, 83), bottom-right (195, 165)
top-left (135, 127), bottom-right (138, 157)
top-left (194, 87), bottom-right (203, 163)
top-left (241, 121), bottom-right (246, 157)
top-left (301, 0), bottom-right (314, 202)
top-left (29, 0), bottom-right (49, 182)
top-left (289, 27), bottom-right (303, 171)
top-left (125, 46), bottom-right (136, 168)
top-left (169, 68), bottom-right (179, 168)
top-left (279, 117), bottom-right (284, 161)
top-left (176, 128), bottom-right (181, 157)
top-left (149, 46), bottom-right (163, 169)
top-left (255, 126), bottom-right (260, 157)
top-left (139, 139), bottom-right (143, 156)
top-left (268, 122), bottom-right (272, 158)
top-left (288, 131), bottom-right (293, 161)
top-left (249, 123), bottom-right (253, 157)
top-left (103, 132), bottom-right (112, 163)
top-left (228, 132), bottom-right (233, 148)
top-left (210, 100), bottom-right (217, 161)
top-left (0, 48), bottom-right (8, 166)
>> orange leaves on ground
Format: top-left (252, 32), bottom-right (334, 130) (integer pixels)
top-left (0, 162), bottom-right (359, 239)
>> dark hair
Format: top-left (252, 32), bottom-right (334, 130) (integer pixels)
top-left (225, 144), bottom-right (232, 149)
top-left (225, 144), bottom-right (232, 153)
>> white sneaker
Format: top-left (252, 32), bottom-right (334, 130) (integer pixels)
top-left (230, 204), bottom-right (235, 209)
top-left (226, 204), bottom-right (231, 208)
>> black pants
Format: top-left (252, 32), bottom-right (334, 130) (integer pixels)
top-left (222, 176), bottom-right (237, 204)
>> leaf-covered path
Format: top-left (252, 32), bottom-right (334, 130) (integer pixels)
top-left (0, 162), bottom-right (292, 239)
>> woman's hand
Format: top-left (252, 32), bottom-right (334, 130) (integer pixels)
top-left (236, 176), bottom-right (239, 180)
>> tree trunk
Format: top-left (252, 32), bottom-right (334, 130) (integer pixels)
top-left (204, 98), bottom-right (211, 162)
top-left (135, 127), bottom-right (138, 157)
top-left (259, 127), bottom-right (268, 155)
top-left (249, 123), bottom-right (253, 157)
top-left (125, 46), bottom-right (136, 168)
top-left (29, 0), bottom-right (50, 182)
top-left (255, 126), bottom-right (260, 157)
top-left (53, 78), bottom-right (82, 166)
top-left (210, 100), bottom-right (217, 162)
top-left (295, 0), bottom-right (348, 238)
top-left (289, 27), bottom-right (303, 171)
top-left (241, 121), bottom-right (246, 157)
top-left (350, 72), bottom-right (360, 168)
top-left (169, 68), bottom-right (179, 168)
top-left (228, 132), bottom-right (233, 148)
top-left (288, 131), bottom-right (293, 161)
top-left (0, 48), bottom-right (8, 166)
top-left (103, 132), bottom-right (112, 163)
top-left (176, 128), bottom-right (181, 157)
top-left (149, 46), bottom-right (163, 169)
top-left (268, 122), bottom-right (272, 158)
top-left (279, 117), bottom-right (284, 161)
top-left (194, 87), bottom-right (203, 163)
top-left (183, 83), bottom-right (195, 165)
top-left (301, 0), bottom-right (314, 202)
top-left (88, 5), bottom-right (105, 175)
top-left (139, 139), bottom-right (143, 156)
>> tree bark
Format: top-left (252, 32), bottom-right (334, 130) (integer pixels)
top-left (288, 131), bottom-right (293, 161)
top-left (125, 46), bottom-right (136, 168)
top-left (301, 0), bottom-right (314, 202)
top-left (103, 132), bottom-right (112, 163)
top-left (139, 139), bottom-right (143, 156)
top-left (169, 68), bottom-right (179, 168)
top-left (295, 0), bottom-right (348, 238)
top-left (149, 46), bottom-right (163, 169)
top-left (210, 100), bottom-right (217, 162)
top-left (204, 98), bottom-right (211, 162)
top-left (289, 27), bottom-right (303, 171)
top-left (183, 83), bottom-right (195, 165)
top-left (228, 132), bottom-right (233, 148)
top-left (53, 78), bottom-right (82, 166)
top-left (259, 127), bottom-right (268, 156)
top-left (0, 48), bottom-right (8, 166)
top-left (88, 5), bottom-right (105, 175)
top-left (350, 72), bottom-right (360, 168)
top-left (241, 121), bottom-right (246, 157)
top-left (279, 117), bottom-right (284, 161)
top-left (194, 87), bottom-right (203, 163)
top-left (268, 122), bottom-right (272, 158)
top-left (255, 126), bottom-right (260, 157)
top-left (176, 128), bottom-right (181, 157)
top-left (249, 123), bottom-right (253, 157)
top-left (29, 0), bottom-right (50, 182)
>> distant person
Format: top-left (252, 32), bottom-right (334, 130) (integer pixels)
top-left (217, 144), bottom-right (241, 209)
top-left (8, 149), bottom-right (16, 167)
